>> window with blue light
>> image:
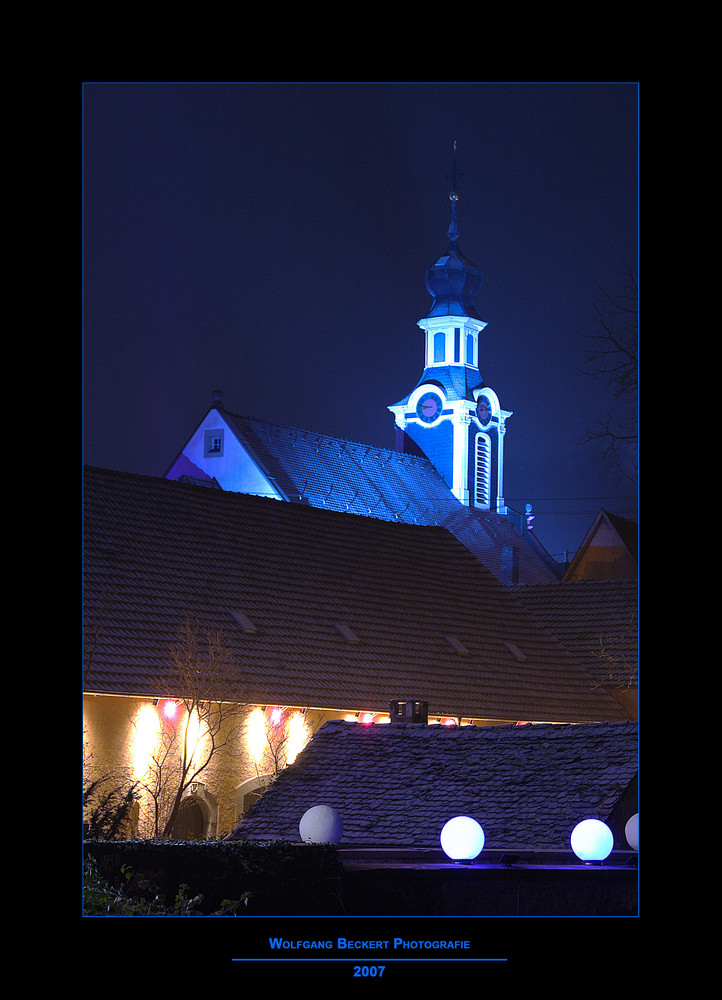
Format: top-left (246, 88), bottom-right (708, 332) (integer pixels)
top-left (466, 333), bottom-right (474, 365)
top-left (434, 331), bottom-right (445, 362)
top-left (454, 328), bottom-right (460, 363)
top-left (204, 429), bottom-right (224, 457)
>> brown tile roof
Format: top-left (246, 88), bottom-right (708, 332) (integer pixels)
top-left (83, 466), bottom-right (630, 723)
top-left (229, 718), bottom-right (638, 851)
top-left (509, 580), bottom-right (638, 689)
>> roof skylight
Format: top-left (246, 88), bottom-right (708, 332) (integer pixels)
top-left (230, 610), bottom-right (257, 633)
top-left (333, 622), bottom-right (360, 643)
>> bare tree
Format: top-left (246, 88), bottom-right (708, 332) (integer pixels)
top-left (580, 265), bottom-right (638, 485)
top-left (241, 706), bottom-right (322, 817)
top-left (131, 712), bottom-right (180, 838)
top-left (149, 618), bottom-right (248, 838)
top-left (250, 708), bottom-right (306, 783)
top-left (592, 614), bottom-right (638, 691)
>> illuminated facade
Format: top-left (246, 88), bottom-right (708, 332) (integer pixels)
top-left (388, 190), bottom-right (511, 512)
top-left (83, 694), bottom-right (323, 838)
top-left (163, 188), bottom-right (553, 587)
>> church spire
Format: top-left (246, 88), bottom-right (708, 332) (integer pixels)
top-left (447, 189), bottom-right (460, 247)
top-left (422, 151), bottom-right (482, 322)
top-left (389, 154), bottom-right (511, 514)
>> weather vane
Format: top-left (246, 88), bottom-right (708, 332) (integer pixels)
top-left (447, 141), bottom-right (462, 244)
top-left (449, 140), bottom-right (462, 202)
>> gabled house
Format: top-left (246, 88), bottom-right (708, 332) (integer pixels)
top-left (165, 405), bottom-right (562, 586)
top-left (83, 465), bottom-right (630, 839)
top-left (563, 508), bottom-right (638, 581)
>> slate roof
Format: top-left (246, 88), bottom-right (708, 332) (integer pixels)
top-left (509, 580), bottom-right (638, 689)
top-left (228, 719), bottom-right (638, 851)
top-left (83, 466), bottom-right (629, 723)
top-left (393, 364), bottom-right (484, 406)
top-left (218, 411), bottom-right (562, 584)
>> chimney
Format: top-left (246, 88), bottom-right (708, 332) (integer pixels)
top-left (389, 699), bottom-right (429, 724)
top-left (501, 545), bottom-right (519, 585)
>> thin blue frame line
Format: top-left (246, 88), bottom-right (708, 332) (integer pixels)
top-left (231, 957), bottom-right (507, 962)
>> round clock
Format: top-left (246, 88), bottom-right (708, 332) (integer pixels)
top-left (416, 391), bottom-right (444, 424)
top-left (476, 395), bottom-right (492, 426)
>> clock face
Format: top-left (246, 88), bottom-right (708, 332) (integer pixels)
top-left (476, 396), bottom-right (491, 426)
top-left (416, 391), bottom-right (444, 424)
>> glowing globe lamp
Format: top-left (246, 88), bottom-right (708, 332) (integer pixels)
top-left (163, 700), bottom-right (177, 720)
top-left (625, 813), bottom-right (639, 851)
top-left (571, 819), bottom-right (614, 862)
top-left (299, 805), bottom-right (343, 845)
top-left (440, 816), bottom-right (485, 861)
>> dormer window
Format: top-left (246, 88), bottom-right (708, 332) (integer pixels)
top-left (204, 429), bottom-right (224, 457)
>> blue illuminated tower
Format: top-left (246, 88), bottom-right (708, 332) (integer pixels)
top-left (389, 188), bottom-right (511, 512)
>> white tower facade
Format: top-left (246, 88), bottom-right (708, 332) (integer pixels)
top-left (389, 191), bottom-right (511, 512)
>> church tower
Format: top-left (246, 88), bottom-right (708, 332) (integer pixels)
top-left (389, 187), bottom-right (512, 513)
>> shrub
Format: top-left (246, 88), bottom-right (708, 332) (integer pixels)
top-left (83, 777), bottom-right (140, 840)
top-left (82, 854), bottom-right (248, 916)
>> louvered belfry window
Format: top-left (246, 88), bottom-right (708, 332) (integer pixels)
top-left (475, 434), bottom-right (490, 508)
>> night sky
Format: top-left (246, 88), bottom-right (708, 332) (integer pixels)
top-left (82, 82), bottom-right (638, 562)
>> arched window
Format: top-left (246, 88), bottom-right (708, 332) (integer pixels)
top-left (474, 433), bottom-right (491, 508)
top-left (234, 774), bottom-right (274, 825)
top-left (434, 331), bottom-right (445, 362)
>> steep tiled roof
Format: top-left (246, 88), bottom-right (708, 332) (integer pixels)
top-left (605, 511), bottom-right (638, 562)
top-left (229, 719), bottom-right (638, 851)
top-left (509, 580), bottom-right (638, 689)
top-left (563, 508), bottom-right (638, 582)
top-left (222, 412), bottom-right (561, 584)
top-left (83, 466), bottom-right (629, 723)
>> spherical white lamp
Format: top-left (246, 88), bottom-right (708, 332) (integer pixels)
top-left (624, 813), bottom-right (639, 851)
top-left (299, 805), bottom-right (343, 845)
top-left (440, 816), bottom-right (485, 861)
top-left (570, 818), bottom-right (614, 863)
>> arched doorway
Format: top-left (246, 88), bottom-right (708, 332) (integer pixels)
top-left (168, 783), bottom-right (219, 840)
top-left (171, 797), bottom-right (205, 840)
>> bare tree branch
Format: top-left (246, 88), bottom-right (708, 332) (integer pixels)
top-left (155, 619), bottom-right (248, 838)
top-left (580, 264), bottom-right (638, 485)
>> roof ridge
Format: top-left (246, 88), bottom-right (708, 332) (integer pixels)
top-left (225, 410), bottom-right (435, 467)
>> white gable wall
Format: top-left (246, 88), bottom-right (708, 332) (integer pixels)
top-left (167, 410), bottom-right (284, 499)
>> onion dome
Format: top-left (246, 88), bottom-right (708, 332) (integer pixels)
top-left (423, 192), bottom-right (482, 320)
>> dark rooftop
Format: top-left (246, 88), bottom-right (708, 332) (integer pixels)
top-left (83, 466), bottom-right (629, 723)
top-left (229, 718), bottom-right (638, 852)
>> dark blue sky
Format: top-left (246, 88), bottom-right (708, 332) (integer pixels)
top-left (83, 82), bottom-right (638, 561)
